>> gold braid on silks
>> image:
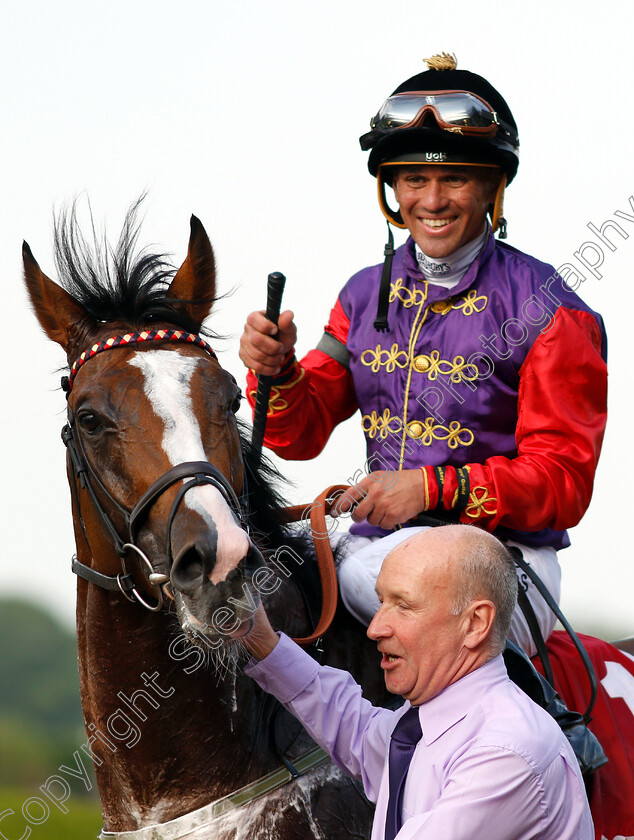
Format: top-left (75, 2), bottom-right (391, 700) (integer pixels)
top-left (431, 290), bottom-right (489, 318)
top-left (465, 486), bottom-right (498, 519)
top-left (361, 344), bottom-right (479, 383)
top-left (390, 277), bottom-right (426, 308)
top-left (248, 366), bottom-right (306, 416)
top-left (361, 409), bottom-right (474, 449)
top-left (390, 280), bottom-right (488, 317)
top-left (361, 343), bottom-right (410, 373)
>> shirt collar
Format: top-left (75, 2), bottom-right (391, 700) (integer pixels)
top-left (416, 655), bottom-right (509, 746)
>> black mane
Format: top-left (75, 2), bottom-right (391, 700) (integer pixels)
top-left (238, 419), bottom-right (325, 623)
top-left (54, 197), bottom-right (207, 335)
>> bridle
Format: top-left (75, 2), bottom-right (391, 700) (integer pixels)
top-left (62, 326), bottom-right (341, 647)
top-left (62, 328), bottom-right (248, 611)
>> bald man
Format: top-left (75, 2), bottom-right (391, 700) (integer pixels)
top-left (240, 526), bottom-right (593, 839)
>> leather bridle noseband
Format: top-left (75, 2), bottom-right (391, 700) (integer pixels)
top-left (62, 330), bottom-right (248, 611)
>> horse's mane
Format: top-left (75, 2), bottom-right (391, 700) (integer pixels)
top-left (238, 422), bottom-right (295, 546)
top-left (53, 197), bottom-right (209, 335)
top-left (237, 419), bottom-right (325, 623)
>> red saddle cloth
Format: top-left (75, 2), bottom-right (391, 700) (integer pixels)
top-left (534, 631), bottom-right (634, 839)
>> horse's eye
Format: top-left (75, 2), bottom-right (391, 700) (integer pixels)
top-left (78, 412), bottom-right (102, 434)
top-left (231, 394), bottom-right (242, 414)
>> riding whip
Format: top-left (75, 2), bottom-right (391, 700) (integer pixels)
top-left (251, 271), bottom-right (286, 463)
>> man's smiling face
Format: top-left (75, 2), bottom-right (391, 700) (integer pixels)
top-left (367, 532), bottom-right (469, 706)
top-left (391, 164), bottom-right (500, 259)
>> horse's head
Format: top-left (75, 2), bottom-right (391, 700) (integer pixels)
top-left (23, 206), bottom-right (264, 647)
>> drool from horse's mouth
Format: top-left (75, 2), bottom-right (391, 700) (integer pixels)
top-left (172, 586), bottom-right (259, 649)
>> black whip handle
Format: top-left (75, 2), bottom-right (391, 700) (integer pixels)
top-left (251, 272), bottom-right (286, 461)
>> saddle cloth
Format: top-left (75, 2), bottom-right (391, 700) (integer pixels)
top-left (534, 631), bottom-right (634, 840)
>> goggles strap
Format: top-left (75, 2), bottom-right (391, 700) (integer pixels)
top-left (374, 223), bottom-right (395, 333)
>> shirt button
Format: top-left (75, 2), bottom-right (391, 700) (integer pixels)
top-left (413, 355), bottom-right (431, 373)
top-left (408, 421), bottom-right (424, 439)
top-left (430, 299), bottom-right (452, 314)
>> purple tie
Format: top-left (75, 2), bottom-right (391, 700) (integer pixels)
top-left (385, 706), bottom-right (422, 840)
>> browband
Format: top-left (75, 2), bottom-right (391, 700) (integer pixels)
top-left (64, 329), bottom-right (215, 393)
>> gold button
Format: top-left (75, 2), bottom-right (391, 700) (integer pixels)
top-left (430, 299), bottom-right (451, 314)
top-left (408, 421), bottom-right (424, 439)
top-left (413, 355), bottom-right (431, 373)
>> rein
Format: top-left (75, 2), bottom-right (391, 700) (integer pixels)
top-left (280, 485), bottom-right (347, 646)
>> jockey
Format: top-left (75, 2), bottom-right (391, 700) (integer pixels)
top-left (240, 54), bottom-right (608, 657)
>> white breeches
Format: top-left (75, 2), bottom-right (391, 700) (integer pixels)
top-left (336, 527), bottom-right (561, 658)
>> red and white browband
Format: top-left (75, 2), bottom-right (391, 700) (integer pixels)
top-left (64, 329), bottom-right (216, 394)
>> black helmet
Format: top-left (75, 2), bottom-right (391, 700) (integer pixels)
top-left (360, 54), bottom-right (520, 232)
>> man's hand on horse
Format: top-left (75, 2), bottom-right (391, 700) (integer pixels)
top-left (233, 602), bottom-right (280, 661)
top-left (333, 469), bottom-right (426, 530)
top-left (239, 309), bottom-right (297, 375)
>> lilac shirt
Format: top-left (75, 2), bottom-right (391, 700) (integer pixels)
top-left (246, 634), bottom-right (593, 839)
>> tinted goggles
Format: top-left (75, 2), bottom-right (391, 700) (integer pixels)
top-left (370, 90), bottom-right (500, 137)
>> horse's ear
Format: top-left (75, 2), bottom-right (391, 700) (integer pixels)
top-left (22, 241), bottom-right (91, 351)
top-left (167, 215), bottom-right (216, 328)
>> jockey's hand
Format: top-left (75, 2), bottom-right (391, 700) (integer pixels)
top-left (333, 469), bottom-right (426, 531)
top-left (239, 309), bottom-right (297, 376)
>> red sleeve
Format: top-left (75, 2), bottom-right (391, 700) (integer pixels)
top-left (424, 308), bottom-right (607, 532)
top-left (245, 298), bottom-right (358, 460)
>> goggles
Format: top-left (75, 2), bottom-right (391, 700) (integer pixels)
top-left (369, 90), bottom-right (502, 138)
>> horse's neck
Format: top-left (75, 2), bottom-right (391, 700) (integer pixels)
top-left (72, 519), bottom-right (387, 832)
top-left (76, 580), bottom-right (273, 830)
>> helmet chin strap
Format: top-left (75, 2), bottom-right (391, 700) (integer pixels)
top-left (377, 172), bottom-right (407, 228)
top-left (490, 174), bottom-right (508, 239)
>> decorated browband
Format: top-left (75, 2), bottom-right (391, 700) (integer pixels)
top-left (63, 329), bottom-right (216, 394)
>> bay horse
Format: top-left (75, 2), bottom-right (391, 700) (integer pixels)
top-left (23, 204), bottom-right (387, 839)
top-left (23, 204), bottom-right (634, 840)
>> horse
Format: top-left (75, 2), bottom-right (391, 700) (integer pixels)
top-left (23, 203), bottom-right (634, 840)
top-left (23, 203), bottom-right (388, 839)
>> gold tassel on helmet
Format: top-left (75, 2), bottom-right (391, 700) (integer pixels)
top-left (424, 53), bottom-right (458, 71)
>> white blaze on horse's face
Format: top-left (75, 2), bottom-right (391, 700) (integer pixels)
top-left (129, 349), bottom-right (250, 582)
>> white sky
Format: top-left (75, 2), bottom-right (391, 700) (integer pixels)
top-left (2, 0), bottom-right (633, 638)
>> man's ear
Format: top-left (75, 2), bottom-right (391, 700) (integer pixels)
top-left (462, 599), bottom-right (496, 650)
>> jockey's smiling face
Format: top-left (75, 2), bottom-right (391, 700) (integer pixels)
top-left (391, 165), bottom-right (500, 260)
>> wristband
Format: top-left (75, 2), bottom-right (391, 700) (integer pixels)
top-left (420, 467), bottom-right (430, 510)
top-left (452, 467), bottom-right (471, 512)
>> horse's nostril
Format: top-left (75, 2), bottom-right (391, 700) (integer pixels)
top-left (171, 547), bottom-right (208, 593)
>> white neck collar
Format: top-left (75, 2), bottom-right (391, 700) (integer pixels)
top-left (415, 224), bottom-right (489, 290)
